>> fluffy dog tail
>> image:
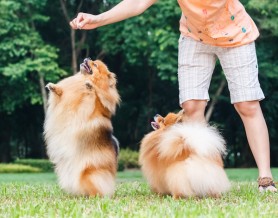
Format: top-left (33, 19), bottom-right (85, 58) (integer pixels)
top-left (165, 155), bottom-right (231, 198)
top-left (158, 122), bottom-right (230, 197)
top-left (186, 156), bottom-right (230, 196)
top-left (157, 122), bottom-right (226, 160)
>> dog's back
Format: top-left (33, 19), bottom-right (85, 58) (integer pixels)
top-left (139, 114), bottom-right (230, 198)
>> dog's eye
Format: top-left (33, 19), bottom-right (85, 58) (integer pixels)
top-left (93, 63), bottom-right (98, 68)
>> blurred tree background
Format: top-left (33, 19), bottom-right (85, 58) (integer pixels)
top-left (0, 0), bottom-right (277, 167)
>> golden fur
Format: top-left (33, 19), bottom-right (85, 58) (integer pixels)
top-left (44, 59), bottom-right (120, 197)
top-left (139, 111), bottom-right (230, 198)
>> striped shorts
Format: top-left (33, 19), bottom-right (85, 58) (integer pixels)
top-left (178, 35), bottom-right (265, 105)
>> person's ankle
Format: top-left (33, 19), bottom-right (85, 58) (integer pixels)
top-left (258, 170), bottom-right (273, 179)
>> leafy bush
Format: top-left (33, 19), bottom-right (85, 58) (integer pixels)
top-left (0, 164), bottom-right (42, 173)
top-left (14, 159), bottom-right (54, 172)
top-left (118, 148), bottom-right (140, 170)
top-left (117, 159), bottom-right (125, 172)
top-left (12, 153), bottom-right (139, 173)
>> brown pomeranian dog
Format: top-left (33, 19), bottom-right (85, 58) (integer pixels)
top-left (139, 110), bottom-right (230, 198)
top-left (44, 58), bottom-right (120, 197)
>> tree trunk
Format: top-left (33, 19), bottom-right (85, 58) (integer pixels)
top-left (70, 29), bottom-right (78, 74)
top-left (76, 31), bottom-right (87, 58)
top-left (0, 116), bottom-right (11, 162)
top-left (39, 72), bottom-right (48, 115)
top-left (60, 0), bottom-right (85, 74)
top-left (147, 68), bottom-right (154, 120)
top-left (205, 78), bottom-right (226, 122)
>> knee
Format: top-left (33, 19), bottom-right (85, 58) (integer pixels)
top-left (234, 101), bottom-right (261, 117)
top-left (182, 100), bottom-right (206, 121)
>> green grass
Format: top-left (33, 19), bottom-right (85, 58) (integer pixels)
top-left (0, 169), bottom-right (277, 218)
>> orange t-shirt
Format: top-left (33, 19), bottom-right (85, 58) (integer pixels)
top-left (177, 0), bottom-right (259, 47)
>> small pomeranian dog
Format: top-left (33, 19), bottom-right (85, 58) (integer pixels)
top-left (139, 110), bottom-right (230, 198)
top-left (44, 58), bottom-right (120, 197)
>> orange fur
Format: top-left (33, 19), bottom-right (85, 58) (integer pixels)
top-left (44, 59), bottom-right (120, 197)
top-left (80, 159), bottom-right (117, 197)
top-left (80, 167), bottom-right (99, 197)
top-left (139, 111), bottom-right (230, 198)
top-left (155, 110), bottom-right (184, 130)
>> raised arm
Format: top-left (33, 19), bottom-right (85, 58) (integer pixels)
top-left (70, 0), bottom-right (157, 30)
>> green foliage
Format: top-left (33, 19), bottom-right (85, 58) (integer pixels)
top-left (0, 164), bottom-right (41, 173)
top-left (0, 0), bottom-right (66, 113)
top-left (0, 0), bottom-right (66, 162)
top-left (248, 0), bottom-right (278, 36)
top-left (14, 159), bottom-right (53, 172)
top-left (117, 159), bottom-right (125, 172)
top-left (99, 1), bottom-right (180, 82)
top-left (118, 148), bottom-right (140, 170)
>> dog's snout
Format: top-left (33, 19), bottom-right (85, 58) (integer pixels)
top-left (84, 57), bottom-right (91, 63)
top-left (81, 57), bottom-right (93, 74)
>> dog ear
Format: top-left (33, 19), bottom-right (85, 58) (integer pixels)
top-left (45, 83), bottom-right (63, 96)
top-left (164, 113), bottom-right (179, 126)
top-left (151, 121), bottom-right (159, 130)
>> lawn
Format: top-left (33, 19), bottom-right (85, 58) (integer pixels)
top-left (0, 169), bottom-right (277, 218)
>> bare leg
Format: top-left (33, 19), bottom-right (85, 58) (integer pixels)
top-left (181, 100), bottom-right (207, 122)
top-left (234, 101), bottom-right (276, 192)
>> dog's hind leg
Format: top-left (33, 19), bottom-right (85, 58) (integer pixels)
top-left (166, 162), bottom-right (194, 198)
top-left (80, 166), bottom-right (116, 197)
top-left (80, 167), bottom-right (101, 197)
top-left (80, 167), bottom-right (99, 197)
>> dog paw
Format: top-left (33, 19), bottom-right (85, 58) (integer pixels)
top-left (45, 83), bottom-right (55, 91)
top-left (172, 194), bottom-right (183, 200)
top-left (45, 83), bottom-right (63, 96)
top-left (209, 193), bottom-right (221, 198)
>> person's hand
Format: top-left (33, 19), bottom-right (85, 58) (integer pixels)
top-left (70, 13), bottom-right (100, 30)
